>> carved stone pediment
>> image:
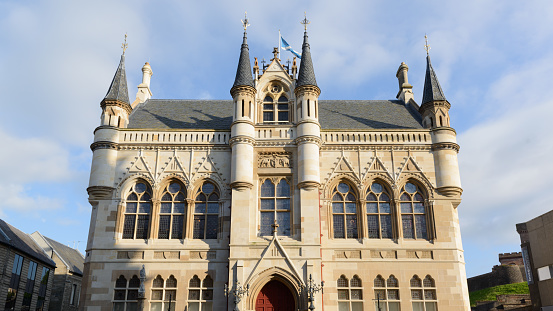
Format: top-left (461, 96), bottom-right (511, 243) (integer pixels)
top-left (257, 153), bottom-right (292, 168)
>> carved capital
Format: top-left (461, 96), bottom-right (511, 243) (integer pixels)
top-left (229, 136), bottom-right (256, 147)
top-left (295, 135), bottom-right (322, 147)
top-left (297, 181), bottom-right (320, 190)
top-left (87, 186), bottom-right (115, 201)
top-left (230, 181), bottom-right (254, 191)
top-left (431, 142), bottom-right (460, 153)
top-left (91, 141), bottom-right (118, 151)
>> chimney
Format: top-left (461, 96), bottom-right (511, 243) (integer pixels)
top-left (396, 62), bottom-right (414, 104)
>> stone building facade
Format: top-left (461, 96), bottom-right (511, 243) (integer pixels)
top-left (0, 219), bottom-right (55, 311)
top-left (31, 232), bottom-right (84, 311)
top-left (81, 22), bottom-right (470, 311)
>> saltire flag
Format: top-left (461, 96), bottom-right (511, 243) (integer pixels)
top-left (280, 36), bottom-right (301, 59)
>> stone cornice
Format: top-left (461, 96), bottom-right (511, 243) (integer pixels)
top-left (231, 119), bottom-right (255, 127)
top-left (294, 85), bottom-right (321, 97)
top-left (432, 142), bottom-right (460, 153)
top-left (295, 135), bottom-right (322, 147)
top-left (87, 186), bottom-right (115, 201)
top-left (419, 100), bottom-right (451, 114)
top-left (117, 145), bottom-right (231, 151)
top-left (297, 119), bottom-right (321, 128)
top-left (90, 141), bottom-right (118, 151)
top-left (321, 145), bottom-right (432, 151)
top-left (297, 181), bottom-right (320, 190)
top-left (436, 186), bottom-right (463, 198)
top-left (230, 181), bottom-right (254, 191)
top-left (229, 136), bottom-right (256, 147)
top-left (101, 99), bottom-right (133, 115)
top-left (93, 125), bottom-right (118, 135)
top-left (230, 85), bottom-right (257, 98)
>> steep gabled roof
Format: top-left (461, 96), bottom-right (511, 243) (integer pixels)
top-left (43, 236), bottom-right (84, 276)
top-left (104, 55), bottom-right (130, 105)
top-left (421, 55), bottom-right (446, 105)
top-left (296, 31), bottom-right (317, 88)
top-left (0, 220), bottom-right (56, 267)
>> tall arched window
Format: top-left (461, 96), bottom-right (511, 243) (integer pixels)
top-left (159, 182), bottom-right (187, 239)
top-left (262, 91), bottom-right (289, 123)
top-left (411, 275), bottom-right (437, 311)
top-left (123, 182), bottom-right (152, 239)
top-left (337, 275), bottom-right (363, 310)
top-left (366, 182), bottom-right (393, 239)
top-left (374, 275), bottom-right (400, 311)
top-left (332, 182), bottom-right (358, 239)
top-left (151, 275), bottom-right (177, 311)
top-left (113, 275), bottom-right (139, 311)
top-left (260, 178), bottom-right (291, 236)
top-left (188, 275), bottom-right (213, 311)
top-left (193, 182), bottom-right (219, 239)
top-left (400, 182), bottom-right (428, 240)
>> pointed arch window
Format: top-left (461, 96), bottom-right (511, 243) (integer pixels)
top-left (194, 182), bottom-right (219, 239)
top-left (400, 182), bottom-right (427, 239)
top-left (337, 275), bottom-right (363, 310)
top-left (332, 182), bottom-right (358, 239)
top-left (366, 182), bottom-right (393, 239)
top-left (260, 178), bottom-right (291, 236)
top-left (151, 275), bottom-right (177, 311)
top-left (188, 275), bottom-right (213, 311)
top-left (113, 275), bottom-right (139, 311)
top-left (411, 275), bottom-right (437, 311)
top-left (123, 182), bottom-right (152, 239)
top-left (374, 275), bottom-right (400, 311)
top-left (158, 182), bottom-right (187, 239)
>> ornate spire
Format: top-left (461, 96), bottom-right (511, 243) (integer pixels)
top-left (421, 36), bottom-right (445, 105)
top-left (296, 13), bottom-right (317, 88)
top-left (104, 35), bottom-right (130, 105)
top-left (232, 12), bottom-right (255, 89)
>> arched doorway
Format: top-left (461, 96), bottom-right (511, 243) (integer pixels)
top-left (255, 280), bottom-right (295, 311)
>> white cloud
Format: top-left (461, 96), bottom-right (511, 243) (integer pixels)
top-left (0, 184), bottom-right (64, 217)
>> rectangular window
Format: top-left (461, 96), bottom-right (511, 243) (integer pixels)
top-left (259, 179), bottom-right (291, 236)
top-left (36, 267), bottom-right (50, 311)
top-left (21, 261), bottom-right (38, 311)
top-left (5, 254), bottom-right (24, 311)
top-left (70, 284), bottom-right (77, 306)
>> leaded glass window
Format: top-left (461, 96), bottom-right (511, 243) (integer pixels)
top-left (332, 182), bottom-right (358, 239)
top-left (187, 275), bottom-right (213, 311)
top-left (150, 275), bottom-right (177, 311)
top-left (123, 182), bottom-right (152, 239)
top-left (366, 182), bottom-right (393, 239)
top-left (374, 275), bottom-right (400, 311)
top-left (113, 275), bottom-right (139, 311)
top-left (193, 182), bottom-right (219, 239)
top-left (411, 275), bottom-right (437, 311)
top-left (262, 92), bottom-right (289, 123)
top-left (260, 178), bottom-right (291, 236)
top-left (400, 182), bottom-right (427, 240)
top-left (337, 275), bottom-right (363, 311)
top-left (158, 182), bottom-right (187, 239)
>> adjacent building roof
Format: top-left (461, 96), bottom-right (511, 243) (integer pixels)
top-left (30, 232), bottom-right (84, 276)
top-left (128, 99), bottom-right (422, 130)
top-left (232, 32), bottom-right (255, 89)
top-left (0, 219), bottom-right (56, 267)
top-left (296, 31), bottom-right (317, 88)
top-left (104, 55), bottom-right (130, 105)
top-left (421, 55), bottom-right (446, 105)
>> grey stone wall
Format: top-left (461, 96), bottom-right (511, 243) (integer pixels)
top-left (468, 264), bottom-right (525, 292)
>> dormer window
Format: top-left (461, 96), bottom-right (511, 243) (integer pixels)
top-left (263, 95), bottom-right (289, 123)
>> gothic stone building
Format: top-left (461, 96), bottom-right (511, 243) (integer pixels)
top-left (81, 26), bottom-right (470, 311)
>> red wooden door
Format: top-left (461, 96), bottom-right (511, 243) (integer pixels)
top-left (255, 280), bottom-right (295, 311)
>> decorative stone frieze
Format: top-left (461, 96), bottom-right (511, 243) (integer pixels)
top-left (295, 136), bottom-right (322, 147)
top-left (257, 153), bottom-right (292, 168)
top-left (229, 136), bottom-right (256, 146)
top-left (432, 142), bottom-right (460, 152)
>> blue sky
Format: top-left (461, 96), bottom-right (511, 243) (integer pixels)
top-left (1, 0), bottom-right (551, 278)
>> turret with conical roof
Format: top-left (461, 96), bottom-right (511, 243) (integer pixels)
top-left (100, 50), bottom-right (132, 128)
top-left (296, 30), bottom-right (317, 88)
top-left (419, 53), bottom-right (450, 129)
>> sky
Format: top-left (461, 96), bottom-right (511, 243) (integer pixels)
top-left (0, 0), bottom-right (552, 278)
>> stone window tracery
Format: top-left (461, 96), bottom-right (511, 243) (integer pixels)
top-left (123, 182), bottom-right (152, 239)
top-left (150, 275), bottom-right (177, 311)
top-left (366, 182), bottom-right (393, 239)
top-left (193, 182), bottom-right (219, 239)
top-left (411, 275), bottom-right (437, 311)
top-left (332, 182), bottom-right (358, 239)
top-left (113, 275), bottom-right (139, 311)
top-left (400, 182), bottom-right (428, 240)
top-left (262, 82), bottom-right (290, 124)
top-left (188, 275), bottom-right (213, 311)
top-left (260, 178), bottom-right (291, 236)
top-left (373, 275), bottom-right (400, 311)
top-left (158, 182), bottom-right (187, 239)
top-left (337, 275), bottom-right (363, 310)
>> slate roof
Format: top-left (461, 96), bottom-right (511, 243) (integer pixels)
top-left (232, 32), bottom-right (255, 89)
top-left (0, 219), bottom-right (56, 267)
top-left (296, 31), bottom-right (317, 88)
top-left (104, 55), bottom-right (131, 105)
top-left (128, 99), bottom-right (422, 130)
top-left (421, 55), bottom-right (446, 105)
top-left (44, 236), bottom-right (84, 276)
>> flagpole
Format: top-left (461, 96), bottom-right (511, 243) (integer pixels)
top-left (278, 29), bottom-right (281, 60)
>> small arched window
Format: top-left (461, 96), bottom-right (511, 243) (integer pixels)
top-left (188, 275), bottom-right (213, 311)
top-left (366, 182), bottom-right (392, 239)
top-left (400, 182), bottom-right (428, 240)
top-left (260, 179), bottom-right (291, 236)
top-left (158, 182), bottom-right (186, 239)
top-left (123, 182), bottom-right (152, 239)
top-left (262, 93), bottom-right (289, 123)
top-left (411, 275), bottom-right (437, 311)
top-left (114, 275), bottom-right (139, 310)
top-left (332, 182), bottom-right (358, 239)
top-left (338, 275), bottom-right (363, 310)
top-left (193, 182), bottom-right (219, 239)
top-left (374, 275), bottom-right (400, 311)
top-left (151, 275), bottom-right (176, 311)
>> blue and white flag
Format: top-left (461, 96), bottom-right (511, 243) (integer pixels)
top-left (280, 36), bottom-right (301, 59)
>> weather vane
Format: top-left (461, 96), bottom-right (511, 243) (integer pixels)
top-left (121, 33), bottom-right (128, 55)
top-left (424, 34), bottom-right (431, 56)
top-left (301, 12), bottom-right (310, 31)
top-left (241, 11), bottom-right (250, 31)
